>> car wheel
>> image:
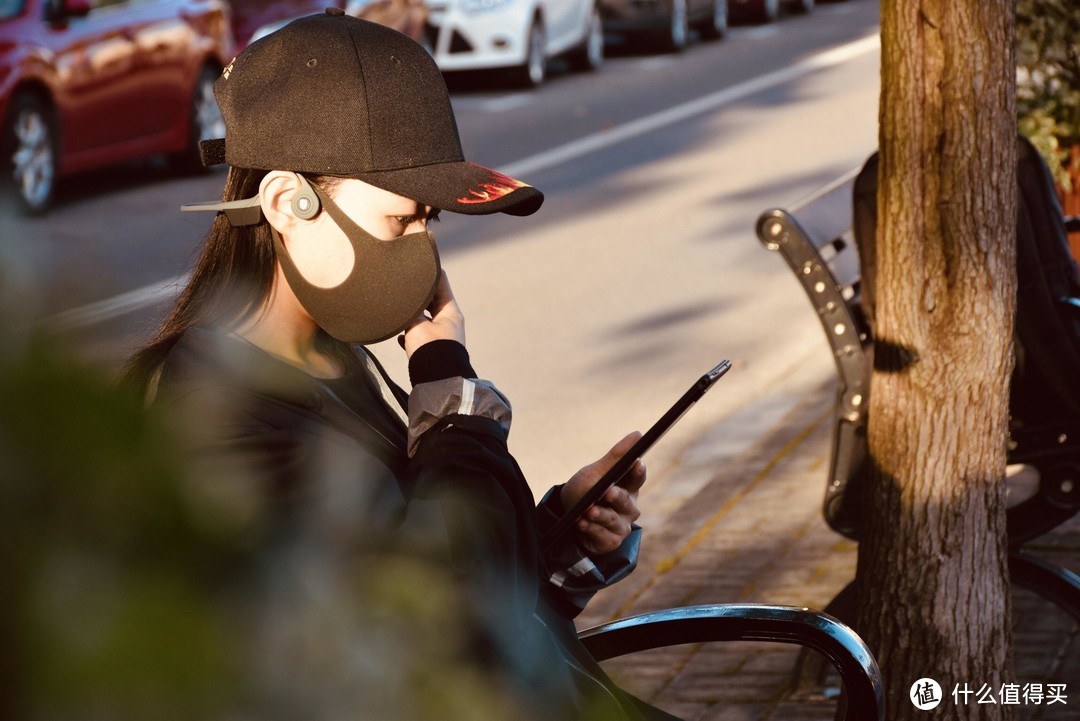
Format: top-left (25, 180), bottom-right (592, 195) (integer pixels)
top-left (657, 0), bottom-right (689, 52)
top-left (785, 0), bottom-right (812, 14)
top-left (172, 65), bottom-right (225, 172)
top-left (1, 93), bottom-right (58, 215)
top-left (697, 0), bottom-right (727, 40)
top-left (512, 18), bottom-right (547, 87)
top-left (568, 4), bottom-right (604, 72)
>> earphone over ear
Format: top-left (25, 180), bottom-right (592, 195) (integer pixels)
top-left (290, 175), bottom-right (321, 220)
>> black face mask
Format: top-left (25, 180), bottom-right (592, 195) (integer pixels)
top-left (272, 180), bottom-right (441, 345)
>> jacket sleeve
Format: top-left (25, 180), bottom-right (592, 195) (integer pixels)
top-left (534, 487), bottom-right (641, 618)
top-left (406, 341), bottom-right (541, 624)
top-left (405, 341), bottom-right (638, 622)
top-left (405, 409), bottom-right (597, 717)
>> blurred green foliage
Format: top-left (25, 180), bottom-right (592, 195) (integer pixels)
top-left (0, 327), bottom-right (612, 720)
top-left (1017, 0), bottom-right (1080, 190)
top-left (0, 332), bottom-right (247, 720)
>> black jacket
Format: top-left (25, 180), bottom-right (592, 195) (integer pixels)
top-left (152, 328), bottom-right (673, 720)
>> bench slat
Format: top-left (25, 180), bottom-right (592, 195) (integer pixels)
top-left (756, 157), bottom-right (1080, 556)
top-left (787, 169), bottom-right (861, 253)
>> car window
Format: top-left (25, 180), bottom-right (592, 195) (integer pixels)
top-left (0, 0), bottom-right (25, 21)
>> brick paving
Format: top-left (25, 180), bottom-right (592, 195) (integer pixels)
top-left (577, 378), bottom-right (1080, 721)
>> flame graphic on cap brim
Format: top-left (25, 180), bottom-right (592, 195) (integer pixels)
top-left (457, 168), bottom-right (530, 205)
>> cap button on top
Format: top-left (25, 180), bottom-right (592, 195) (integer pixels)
top-left (325, 6), bottom-right (344, 15)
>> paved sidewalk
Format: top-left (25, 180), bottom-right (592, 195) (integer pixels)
top-left (577, 377), bottom-right (1080, 721)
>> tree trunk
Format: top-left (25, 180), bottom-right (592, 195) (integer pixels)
top-left (855, 2), bottom-right (1017, 720)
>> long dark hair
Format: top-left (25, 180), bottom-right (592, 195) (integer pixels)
top-left (121, 167), bottom-right (348, 392)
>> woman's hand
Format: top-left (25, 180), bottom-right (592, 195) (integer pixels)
top-left (560, 432), bottom-right (645, 556)
top-left (400, 271), bottom-right (465, 358)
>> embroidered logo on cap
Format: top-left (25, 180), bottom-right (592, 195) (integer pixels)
top-left (457, 167), bottom-right (530, 205)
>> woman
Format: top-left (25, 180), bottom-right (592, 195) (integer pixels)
top-left (124, 10), bottom-right (673, 720)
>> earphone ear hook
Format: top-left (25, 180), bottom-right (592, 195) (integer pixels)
top-left (291, 173), bottom-right (322, 220)
top-left (180, 172), bottom-right (324, 227)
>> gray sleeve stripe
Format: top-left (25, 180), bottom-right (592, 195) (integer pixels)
top-left (459, 378), bottom-right (477, 416)
top-left (406, 377), bottom-right (512, 456)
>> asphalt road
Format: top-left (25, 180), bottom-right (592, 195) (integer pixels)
top-left (11, 0), bottom-right (882, 505)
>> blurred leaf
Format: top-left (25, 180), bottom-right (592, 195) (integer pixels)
top-left (0, 331), bottom-right (593, 720)
top-left (1016, 0), bottom-right (1080, 189)
top-left (0, 334), bottom-right (248, 720)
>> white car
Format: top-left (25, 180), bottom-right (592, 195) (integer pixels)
top-left (424, 0), bottom-right (604, 86)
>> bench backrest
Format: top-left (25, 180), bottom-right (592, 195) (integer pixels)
top-left (755, 171), bottom-right (868, 538)
top-left (758, 142), bottom-right (1080, 542)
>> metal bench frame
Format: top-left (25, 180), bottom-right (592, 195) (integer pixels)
top-left (754, 165), bottom-right (1080, 627)
top-left (577, 604), bottom-right (884, 720)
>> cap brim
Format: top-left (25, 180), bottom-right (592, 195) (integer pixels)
top-left (356, 161), bottom-right (544, 217)
top-left (197, 141), bottom-right (543, 217)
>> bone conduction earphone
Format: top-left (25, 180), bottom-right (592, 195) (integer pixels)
top-left (181, 173), bottom-right (322, 226)
top-left (290, 177), bottom-right (321, 220)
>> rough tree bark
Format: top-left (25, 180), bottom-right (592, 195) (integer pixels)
top-left (855, 2), bottom-right (1017, 720)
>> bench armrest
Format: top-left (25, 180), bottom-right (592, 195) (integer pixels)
top-left (577, 604), bottom-right (884, 721)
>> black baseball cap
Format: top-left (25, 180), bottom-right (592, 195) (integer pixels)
top-left (198, 8), bottom-right (543, 217)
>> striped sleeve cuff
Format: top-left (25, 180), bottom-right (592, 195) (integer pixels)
top-left (407, 377), bottom-right (513, 457)
top-left (535, 486), bottom-right (641, 615)
top-left (547, 556), bottom-right (601, 589)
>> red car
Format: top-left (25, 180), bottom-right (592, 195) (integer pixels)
top-left (0, 0), bottom-right (234, 213)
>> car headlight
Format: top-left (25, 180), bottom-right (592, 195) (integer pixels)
top-left (462, 0), bottom-right (513, 14)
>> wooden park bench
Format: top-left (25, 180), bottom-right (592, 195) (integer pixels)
top-left (754, 137), bottom-right (1080, 640)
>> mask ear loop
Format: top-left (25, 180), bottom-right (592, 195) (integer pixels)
top-left (307, 178), bottom-right (436, 251)
top-left (269, 178), bottom-right (359, 289)
top-left (304, 180), bottom-right (356, 234)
